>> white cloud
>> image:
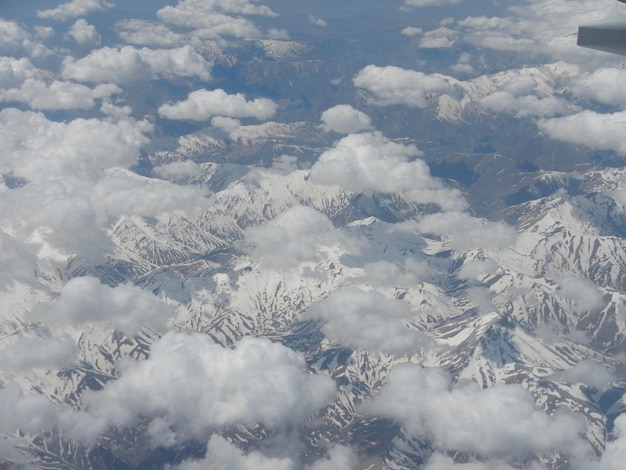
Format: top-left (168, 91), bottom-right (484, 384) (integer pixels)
top-left (37, 0), bottom-right (114, 21)
top-left (571, 68), bottom-right (626, 107)
top-left (308, 287), bottom-right (427, 355)
top-left (0, 19), bottom-right (42, 57)
top-left (556, 277), bottom-right (605, 314)
top-left (480, 91), bottom-right (569, 119)
top-left (420, 27), bottom-right (457, 48)
top-left (581, 414), bottom-right (626, 470)
top-left (456, 1), bottom-right (626, 62)
top-left (456, 15), bottom-right (534, 52)
top-left (159, 89), bottom-right (276, 121)
top-left (305, 445), bottom-right (358, 470)
top-left (360, 258), bottom-right (427, 288)
top-left (309, 132), bottom-right (466, 211)
top-left (271, 154), bottom-right (298, 173)
top-left (159, 0), bottom-right (277, 21)
top-left (244, 206), bottom-right (356, 271)
top-left (156, 0), bottom-right (277, 39)
top-left (0, 56), bottom-right (36, 88)
top-left (0, 170), bottom-right (206, 262)
top-left (0, 108), bottom-right (150, 183)
top-left (0, 333), bottom-right (77, 371)
top-left (405, 211), bottom-right (517, 251)
top-left (211, 115), bottom-right (241, 132)
top-left (37, 276), bottom-right (174, 335)
top-left (62, 45), bottom-right (212, 84)
top-left (402, 26), bottom-right (423, 37)
top-left (70, 332), bottom-right (336, 445)
top-left (153, 160), bottom-right (203, 181)
top-left (424, 454), bottom-right (543, 470)
top-left (558, 360), bottom-right (613, 389)
top-left (0, 57), bottom-right (120, 110)
top-left (92, 168), bottom-right (210, 218)
top-left (540, 110), bottom-right (626, 155)
top-left (457, 259), bottom-right (499, 280)
top-left (34, 25), bottom-right (56, 39)
top-left (0, 382), bottom-right (62, 435)
top-left (451, 52), bottom-right (475, 74)
top-left (174, 435), bottom-right (296, 470)
top-left (354, 65), bottom-right (454, 108)
top-left (477, 73), bottom-right (570, 119)
top-left (67, 18), bottom-right (101, 47)
top-left (364, 364), bottom-right (589, 461)
top-left (0, 106), bottom-right (210, 261)
top-left (115, 20), bottom-right (185, 47)
top-left (405, 0), bottom-right (461, 6)
top-left (308, 15), bottom-right (327, 27)
top-left (320, 104), bottom-right (372, 134)
top-left (1, 79), bottom-right (120, 110)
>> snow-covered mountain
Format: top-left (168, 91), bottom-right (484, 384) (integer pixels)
top-left (3, 1), bottom-right (626, 469)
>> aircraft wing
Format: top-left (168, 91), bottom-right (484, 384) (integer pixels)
top-left (578, 14), bottom-right (626, 55)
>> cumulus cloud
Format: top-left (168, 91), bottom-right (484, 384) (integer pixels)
top-left (70, 332), bottom-right (336, 445)
top-left (556, 277), bottom-right (605, 314)
top-left (92, 168), bottom-right (210, 218)
top-left (581, 414), bottom-right (626, 470)
top-left (456, 15), bottom-right (534, 52)
top-left (455, 1), bottom-right (626, 61)
top-left (159, 89), bottom-right (276, 121)
top-left (0, 170), bottom-right (207, 262)
top-left (308, 287), bottom-right (427, 355)
top-left (156, 0), bottom-right (276, 39)
top-left (0, 108), bottom-right (150, 182)
top-left (0, 382), bottom-right (62, 435)
top-left (403, 211), bottom-right (517, 251)
top-left (320, 104), bottom-right (372, 134)
top-left (309, 132), bottom-right (466, 211)
top-left (0, 19), bottom-right (43, 57)
top-left (0, 56), bottom-right (37, 88)
top-left (1, 79), bottom-right (120, 110)
top-left (37, 0), bottom-right (114, 21)
top-left (420, 27), bottom-right (457, 48)
top-left (115, 20), bottom-right (186, 47)
top-left (37, 276), bottom-right (174, 335)
top-left (158, 0), bottom-right (277, 22)
top-left (557, 360), bottom-right (613, 390)
top-left (477, 74), bottom-right (570, 119)
top-left (211, 115), bottom-right (242, 132)
top-left (451, 52), bottom-right (475, 74)
top-left (62, 45), bottom-right (212, 83)
top-left (405, 0), bottom-right (461, 6)
top-left (360, 258), bottom-right (427, 288)
top-left (424, 454), bottom-right (543, 470)
top-left (244, 206), bottom-right (356, 271)
top-left (0, 332), bottom-right (77, 371)
top-left (572, 68), bottom-right (626, 107)
top-left (364, 364), bottom-right (589, 461)
top-left (354, 65), bottom-right (454, 108)
top-left (308, 15), bottom-right (327, 27)
top-left (0, 106), bottom-right (209, 262)
top-left (540, 110), bottom-right (626, 155)
top-left (0, 57), bottom-right (121, 110)
top-left (174, 435), bottom-right (295, 470)
top-left (402, 26), bottom-right (423, 36)
top-left (305, 445), bottom-right (358, 470)
top-left (457, 259), bottom-right (499, 280)
top-left (153, 160), bottom-right (203, 180)
top-left (67, 18), bottom-right (101, 47)
top-left (481, 91), bottom-right (568, 119)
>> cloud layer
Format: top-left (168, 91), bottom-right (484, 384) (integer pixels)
top-left (72, 332), bottom-right (336, 445)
